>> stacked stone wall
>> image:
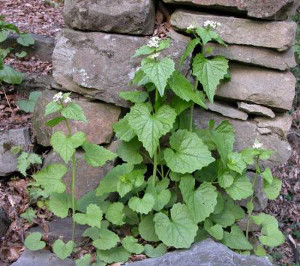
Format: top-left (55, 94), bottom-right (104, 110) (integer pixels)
top-left (30, 0), bottom-right (298, 199)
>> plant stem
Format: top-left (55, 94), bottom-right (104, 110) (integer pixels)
top-left (64, 118), bottom-right (76, 243)
top-left (189, 78), bottom-right (198, 131)
top-left (246, 156), bottom-right (260, 239)
top-left (0, 82), bottom-right (14, 116)
top-left (153, 150), bottom-right (158, 187)
top-left (71, 153), bottom-right (76, 242)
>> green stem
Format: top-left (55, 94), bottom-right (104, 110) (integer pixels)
top-left (246, 156), bottom-right (260, 240)
top-left (189, 78), bottom-right (198, 131)
top-left (64, 118), bottom-right (76, 243)
top-left (152, 150), bottom-right (158, 187)
top-left (71, 154), bottom-right (76, 242)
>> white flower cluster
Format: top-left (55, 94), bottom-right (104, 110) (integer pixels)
top-left (149, 52), bottom-right (160, 59)
top-left (203, 20), bottom-right (221, 29)
top-left (252, 139), bottom-right (263, 149)
top-left (147, 36), bottom-right (161, 48)
top-left (53, 92), bottom-right (63, 102)
top-left (53, 92), bottom-right (72, 104)
top-left (187, 24), bottom-right (196, 30)
top-left (64, 97), bottom-right (72, 103)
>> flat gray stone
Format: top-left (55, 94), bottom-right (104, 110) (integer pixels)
top-left (32, 89), bottom-right (121, 147)
top-left (63, 0), bottom-right (155, 35)
top-left (255, 113), bottom-right (293, 139)
top-left (16, 74), bottom-right (53, 95)
top-left (207, 43), bottom-right (296, 71)
top-left (53, 29), bottom-right (190, 107)
top-left (0, 128), bottom-right (31, 176)
top-left (194, 109), bottom-right (292, 168)
top-left (215, 63), bottom-right (296, 111)
top-left (3, 34), bottom-right (55, 62)
top-left (237, 102), bottom-right (275, 118)
top-left (163, 0), bottom-right (295, 20)
top-left (43, 139), bottom-right (119, 199)
top-left (12, 249), bottom-right (74, 266)
top-left (257, 128), bottom-right (272, 135)
top-left (171, 10), bottom-right (297, 51)
top-left (207, 101), bottom-right (248, 120)
top-left (129, 239), bottom-right (272, 266)
top-left (29, 217), bottom-right (87, 244)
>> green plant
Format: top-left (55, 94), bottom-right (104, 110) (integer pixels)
top-left (22, 92), bottom-right (116, 259)
top-left (24, 22), bottom-right (284, 264)
top-left (0, 16), bottom-right (34, 111)
top-left (17, 91), bottom-right (42, 113)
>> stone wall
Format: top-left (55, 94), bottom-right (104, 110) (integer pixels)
top-left (31, 0), bottom-right (298, 197)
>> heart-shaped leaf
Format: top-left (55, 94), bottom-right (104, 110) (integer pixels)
top-left (53, 239), bottom-right (74, 260)
top-left (51, 131), bottom-right (86, 163)
top-left (24, 232), bottom-right (46, 251)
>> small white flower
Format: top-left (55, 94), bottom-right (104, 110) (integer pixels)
top-left (149, 52), bottom-right (160, 59)
top-left (64, 96), bottom-right (72, 103)
top-left (252, 139), bottom-right (263, 149)
top-left (203, 20), bottom-right (221, 29)
top-left (147, 36), bottom-right (161, 48)
top-left (187, 24), bottom-right (196, 30)
top-left (53, 92), bottom-right (63, 102)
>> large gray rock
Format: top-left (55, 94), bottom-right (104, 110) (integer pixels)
top-left (207, 101), bottom-right (248, 120)
top-left (29, 217), bottom-right (87, 244)
top-left (194, 109), bottom-right (292, 168)
top-left (0, 128), bottom-right (31, 176)
top-left (163, 0), bottom-right (295, 20)
top-left (207, 43), bottom-right (296, 71)
top-left (171, 10), bottom-right (297, 51)
top-left (63, 0), bottom-right (155, 35)
top-left (129, 239), bottom-right (272, 266)
top-left (237, 102), bottom-right (275, 118)
top-left (12, 250), bottom-right (74, 266)
top-left (53, 29), bottom-right (190, 107)
top-left (16, 74), bottom-right (53, 95)
top-left (3, 34), bottom-right (55, 62)
top-left (215, 64), bottom-right (296, 111)
top-left (43, 140), bottom-right (118, 199)
top-left (32, 89), bottom-right (120, 147)
top-left (255, 113), bottom-right (293, 138)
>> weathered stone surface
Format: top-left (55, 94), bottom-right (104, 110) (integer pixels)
top-left (12, 249), bottom-right (74, 266)
top-left (3, 34), bottom-right (55, 62)
top-left (215, 64), bottom-right (296, 111)
top-left (0, 128), bottom-right (31, 176)
top-left (194, 109), bottom-right (292, 168)
top-left (207, 43), bottom-right (296, 71)
top-left (32, 89), bottom-right (120, 147)
top-left (16, 74), bottom-right (53, 95)
top-left (53, 29), bottom-right (190, 107)
top-left (29, 217), bottom-right (87, 244)
top-left (171, 10), bottom-right (297, 50)
top-left (63, 0), bottom-right (155, 36)
top-left (130, 239), bottom-right (272, 266)
top-left (255, 113), bottom-right (293, 138)
top-left (238, 172), bottom-right (268, 211)
top-left (237, 102), bottom-right (275, 118)
top-left (43, 145), bottom-right (117, 199)
top-left (163, 0), bottom-right (295, 20)
top-left (207, 101), bottom-right (248, 120)
top-left (257, 128), bottom-right (272, 135)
